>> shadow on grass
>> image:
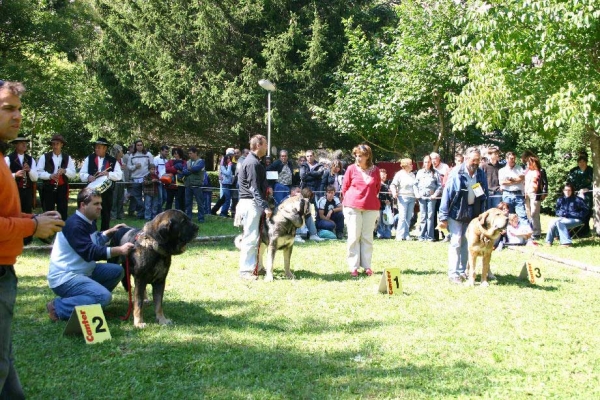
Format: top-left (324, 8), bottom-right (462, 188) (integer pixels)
top-left (493, 274), bottom-right (558, 291)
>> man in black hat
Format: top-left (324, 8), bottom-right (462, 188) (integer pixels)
top-left (80, 138), bottom-right (123, 230)
top-left (36, 134), bottom-right (77, 220)
top-left (5, 136), bottom-right (38, 244)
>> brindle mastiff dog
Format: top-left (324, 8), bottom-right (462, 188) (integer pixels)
top-left (235, 194), bottom-right (310, 282)
top-left (465, 208), bottom-right (508, 287)
top-left (111, 209), bottom-right (198, 328)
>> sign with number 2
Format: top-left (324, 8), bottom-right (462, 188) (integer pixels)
top-left (63, 304), bottom-right (112, 344)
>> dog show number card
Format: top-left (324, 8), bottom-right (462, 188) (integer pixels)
top-left (63, 304), bottom-right (111, 344)
top-left (519, 262), bottom-right (544, 285)
top-left (378, 268), bottom-right (402, 296)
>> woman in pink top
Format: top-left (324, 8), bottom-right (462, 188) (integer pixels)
top-left (342, 144), bottom-right (381, 277)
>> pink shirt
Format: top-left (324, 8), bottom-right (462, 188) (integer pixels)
top-left (342, 164), bottom-right (381, 210)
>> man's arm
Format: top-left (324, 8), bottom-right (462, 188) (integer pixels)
top-left (65, 156), bottom-right (77, 179)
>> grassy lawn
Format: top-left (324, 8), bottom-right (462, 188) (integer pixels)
top-left (13, 225), bottom-right (600, 399)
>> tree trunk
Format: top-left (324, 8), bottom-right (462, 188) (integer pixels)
top-left (432, 92), bottom-right (445, 152)
top-left (590, 131), bottom-right (600, 235)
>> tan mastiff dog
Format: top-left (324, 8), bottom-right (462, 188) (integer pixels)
top-left (465, 208), bottom-right (509, 287)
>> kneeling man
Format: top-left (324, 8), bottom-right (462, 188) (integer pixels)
top-left (545, 183), bottom-right (588, 247)
top-left (316, 185), bottom-right (344, 239)
top-left (46, 188), bottom-right (134, 321)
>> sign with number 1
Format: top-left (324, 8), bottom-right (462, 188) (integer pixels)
top-left (378, 268), bottom-right (402, 295)
top-left (63, 304), bottom-right (112, 344)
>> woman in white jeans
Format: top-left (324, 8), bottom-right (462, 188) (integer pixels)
top-left (342, 144), bottom-right (381, 277)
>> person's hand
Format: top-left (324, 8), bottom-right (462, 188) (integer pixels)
top-left (267, 187), bottom-right (273, 196)
top-left (112, 242), bottom-right (135, 256)
top-left (105, 223), bottom-right (128, 237)
top-left (385, 199), bottom-right (391, 205)
top-left (136, 163), bottom-right (141, 169)
top-left (33, 215), bottom-right (65, 238)
top-left (327, 210), bottom-right (333, 219)
top-left (88, 175), bottom-right (96, 182)
top-left (437, 221), bottom-right (448, 230)
top-left (15, 170), bottom-right (26, 178)
top-left (264, 209), bottom-right (273, 219)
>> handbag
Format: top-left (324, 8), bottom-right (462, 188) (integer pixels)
top-left (382, 205), bottom-right (394, 225)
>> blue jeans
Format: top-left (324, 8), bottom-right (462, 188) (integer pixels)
top-left (487, 190), bottom-right (502, 210)
top-left (130, 182), bottom-right (144, 218)
top-left (0, 266), bottom-right (25, 399)
top-left (502, 192), bottom-right (527, 224)
top-left (396, 196), bottom-right (416, 240)
top-left (144, 194), bottom-right (160, 220)
top-left (546, 217), bottom-right (583, 245)
top-left (203, 189), bottom-right (213, 215)
top-left (447, 217), bottom-right (469, 278)
top-left (273, 183), bottom-right (291, 206)
top-left (158, 184), bottom-right (167, 213)
top-left (219, 184), bottom-right (232, 216)
top-left (418, 198), bottom-right (437, 240)
top-left (316, 211), bottom-right (345, 234)
top-left (185, 186), bottom-right (204, 222)
top-left (50, 263), bottom-right (124, 321)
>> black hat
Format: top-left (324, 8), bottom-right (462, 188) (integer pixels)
top-left (94, 137), bottom-right (110, 146)
top-left (9, 136), bottom-right (29, 144)
top-left (48, 135), bottom-right (67, 145)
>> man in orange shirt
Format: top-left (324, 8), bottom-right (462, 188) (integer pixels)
top-left (0, 80), bottom-right (65, 398)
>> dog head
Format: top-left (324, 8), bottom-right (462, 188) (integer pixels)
top-left (477, 208), bottom-right (508, 236)
top-left (144, 209), bottom-right (199, 255)
top-left (274, 194), bottom-right (310, 228)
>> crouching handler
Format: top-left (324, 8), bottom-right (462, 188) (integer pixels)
top-left (46, 188), bottom-right (135, 321)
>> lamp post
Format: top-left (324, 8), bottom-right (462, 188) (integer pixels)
top-left (258, 79), bottom-right (276, 157)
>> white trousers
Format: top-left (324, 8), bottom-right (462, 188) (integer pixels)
top-left (237, 199), bottom-right (263, 274)
top-left (343, 207), bottom-right (379, 271)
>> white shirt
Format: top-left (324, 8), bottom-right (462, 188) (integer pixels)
top-left (154, 155), bottom-right (168, 178)
top-left (499, 164), bottom-right (525, 192)
top-left (79, 155), bottom-right (123, 183)
top-left (36, 152), bottom-right (77, 181)
top-left (5, 154), bottom-right (38, 182)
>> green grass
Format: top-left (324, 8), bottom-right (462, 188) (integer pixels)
top-left (13, 232), bottom-right (600, 399)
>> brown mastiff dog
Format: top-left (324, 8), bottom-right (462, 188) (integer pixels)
top-left (111, 209), bottom-right (198, 327)
top-left (465, 208), bottom-right (508, 287)
top-left (235, 193), bottom-right (310, 281)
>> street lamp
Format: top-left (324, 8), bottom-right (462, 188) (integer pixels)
top-left (258, 79), bottom-right (276, 157)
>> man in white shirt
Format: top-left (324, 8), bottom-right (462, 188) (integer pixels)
top-left (154, 145), bottom-right (169, 212)
top-left (5, 136), bottom-right (37, 217)
top-left (37, 135), bottom-right (77, 220)
top-left (498, 151), bottom-right (527, 224)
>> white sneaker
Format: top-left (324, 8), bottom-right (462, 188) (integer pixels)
top-left (309, 234), bottom-right (324, 242)
top-left (294, 236), bottom-right (305, 243)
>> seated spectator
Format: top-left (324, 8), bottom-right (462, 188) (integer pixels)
top-left (494, 201), bottom-right (510, 251)
top-left (316, 185), bottom-right (344, 239)
top-left (376, 168), bottom-right (393, 239)
top-left (545, 183), bottom-right (589, 247)
top-left (567, 154), bottom-right (593, 235)
top-left (506, 213), bottom-right (535, 246)
top-left (46, 188), bottom-right (134, 321)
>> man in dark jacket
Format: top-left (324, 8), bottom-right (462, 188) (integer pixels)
top-left (483, 145), bottom-right (502, 209)
top-left (438, 147), bottom-right (488, 284)
top-left (545, 183), bottom-right (588, 247)
top-left (299, 150), bottom-right (325, 197)
top-left (267, 149), bottom-right (294, 205)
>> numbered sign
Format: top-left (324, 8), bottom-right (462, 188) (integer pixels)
top-left (63, 304), bottom-right (111, 344)
top-left (519, 262), bottom-right (544, 285)
top-left (378, 268), bottom-right (402, 295)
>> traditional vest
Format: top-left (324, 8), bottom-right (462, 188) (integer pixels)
top-left (8, 152), bottom-right (33, 189)
top-left (44, 151), bottom-right (70, 186)
top-left (86, 153), bottom-right (117, 177)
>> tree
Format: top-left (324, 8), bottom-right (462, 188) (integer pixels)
top-left (316, 1), bottom-right (468, 160)
top-left (451, 0), bottom-right (600, 233)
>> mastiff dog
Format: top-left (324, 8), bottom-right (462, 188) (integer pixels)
top-left (235, 193), bottom-right (310, 282)
top-left (465, 207), bottom-right (509, 287)
top-left (111, 209), bottom-right (199, 328)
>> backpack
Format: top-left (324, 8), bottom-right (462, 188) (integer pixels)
top-left (536, 168), bottom-right (548, 201)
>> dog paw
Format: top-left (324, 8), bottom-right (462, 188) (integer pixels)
top-left (134, 322), bottom-right (147, 329)
top-left (480, 281), bottom-right (490, 288)
top-left (157, 318), bottom-right (172, 325)
top-left (264, 274), bottom-right (274, 282)
top-left (285, 273), bottom-right (295, 280)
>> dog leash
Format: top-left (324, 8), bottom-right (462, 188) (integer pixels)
top-left (120, 255), bottom-right (134, 320)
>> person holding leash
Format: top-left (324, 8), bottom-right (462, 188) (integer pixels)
top-left (236, 134), bottom-right (272, 281)
top-left (1, 79), bottom-right (65, 399)
top-left (438, 147), bottom-right (488, 284)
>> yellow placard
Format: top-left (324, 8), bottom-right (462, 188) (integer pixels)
top-left (378, 268), bottom-right (402, 295)
top-left (519, 262), bottom-right (544, 285)
top-left (63, 304), bottom-right (111, 344)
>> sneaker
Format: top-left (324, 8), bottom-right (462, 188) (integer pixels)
top-left (309, 234), bottom-right (324, 242)
top-left (365, 268), bottom-right (373, 276)
top-left (350, 269), bottom-right (359, 277)
top-left (240, 272), bottom-right (258, 281)
top-left (294, 236), bottom-right (306, 243)
top-left (47, 300), bottom-right (59, 322)
top-left (448, 276), bottom-right (462, 285)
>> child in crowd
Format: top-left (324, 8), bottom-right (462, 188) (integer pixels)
top-left (143, 163), bottom-right (161, 221)
top-left (506, 213), bottom-right (536, 246)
